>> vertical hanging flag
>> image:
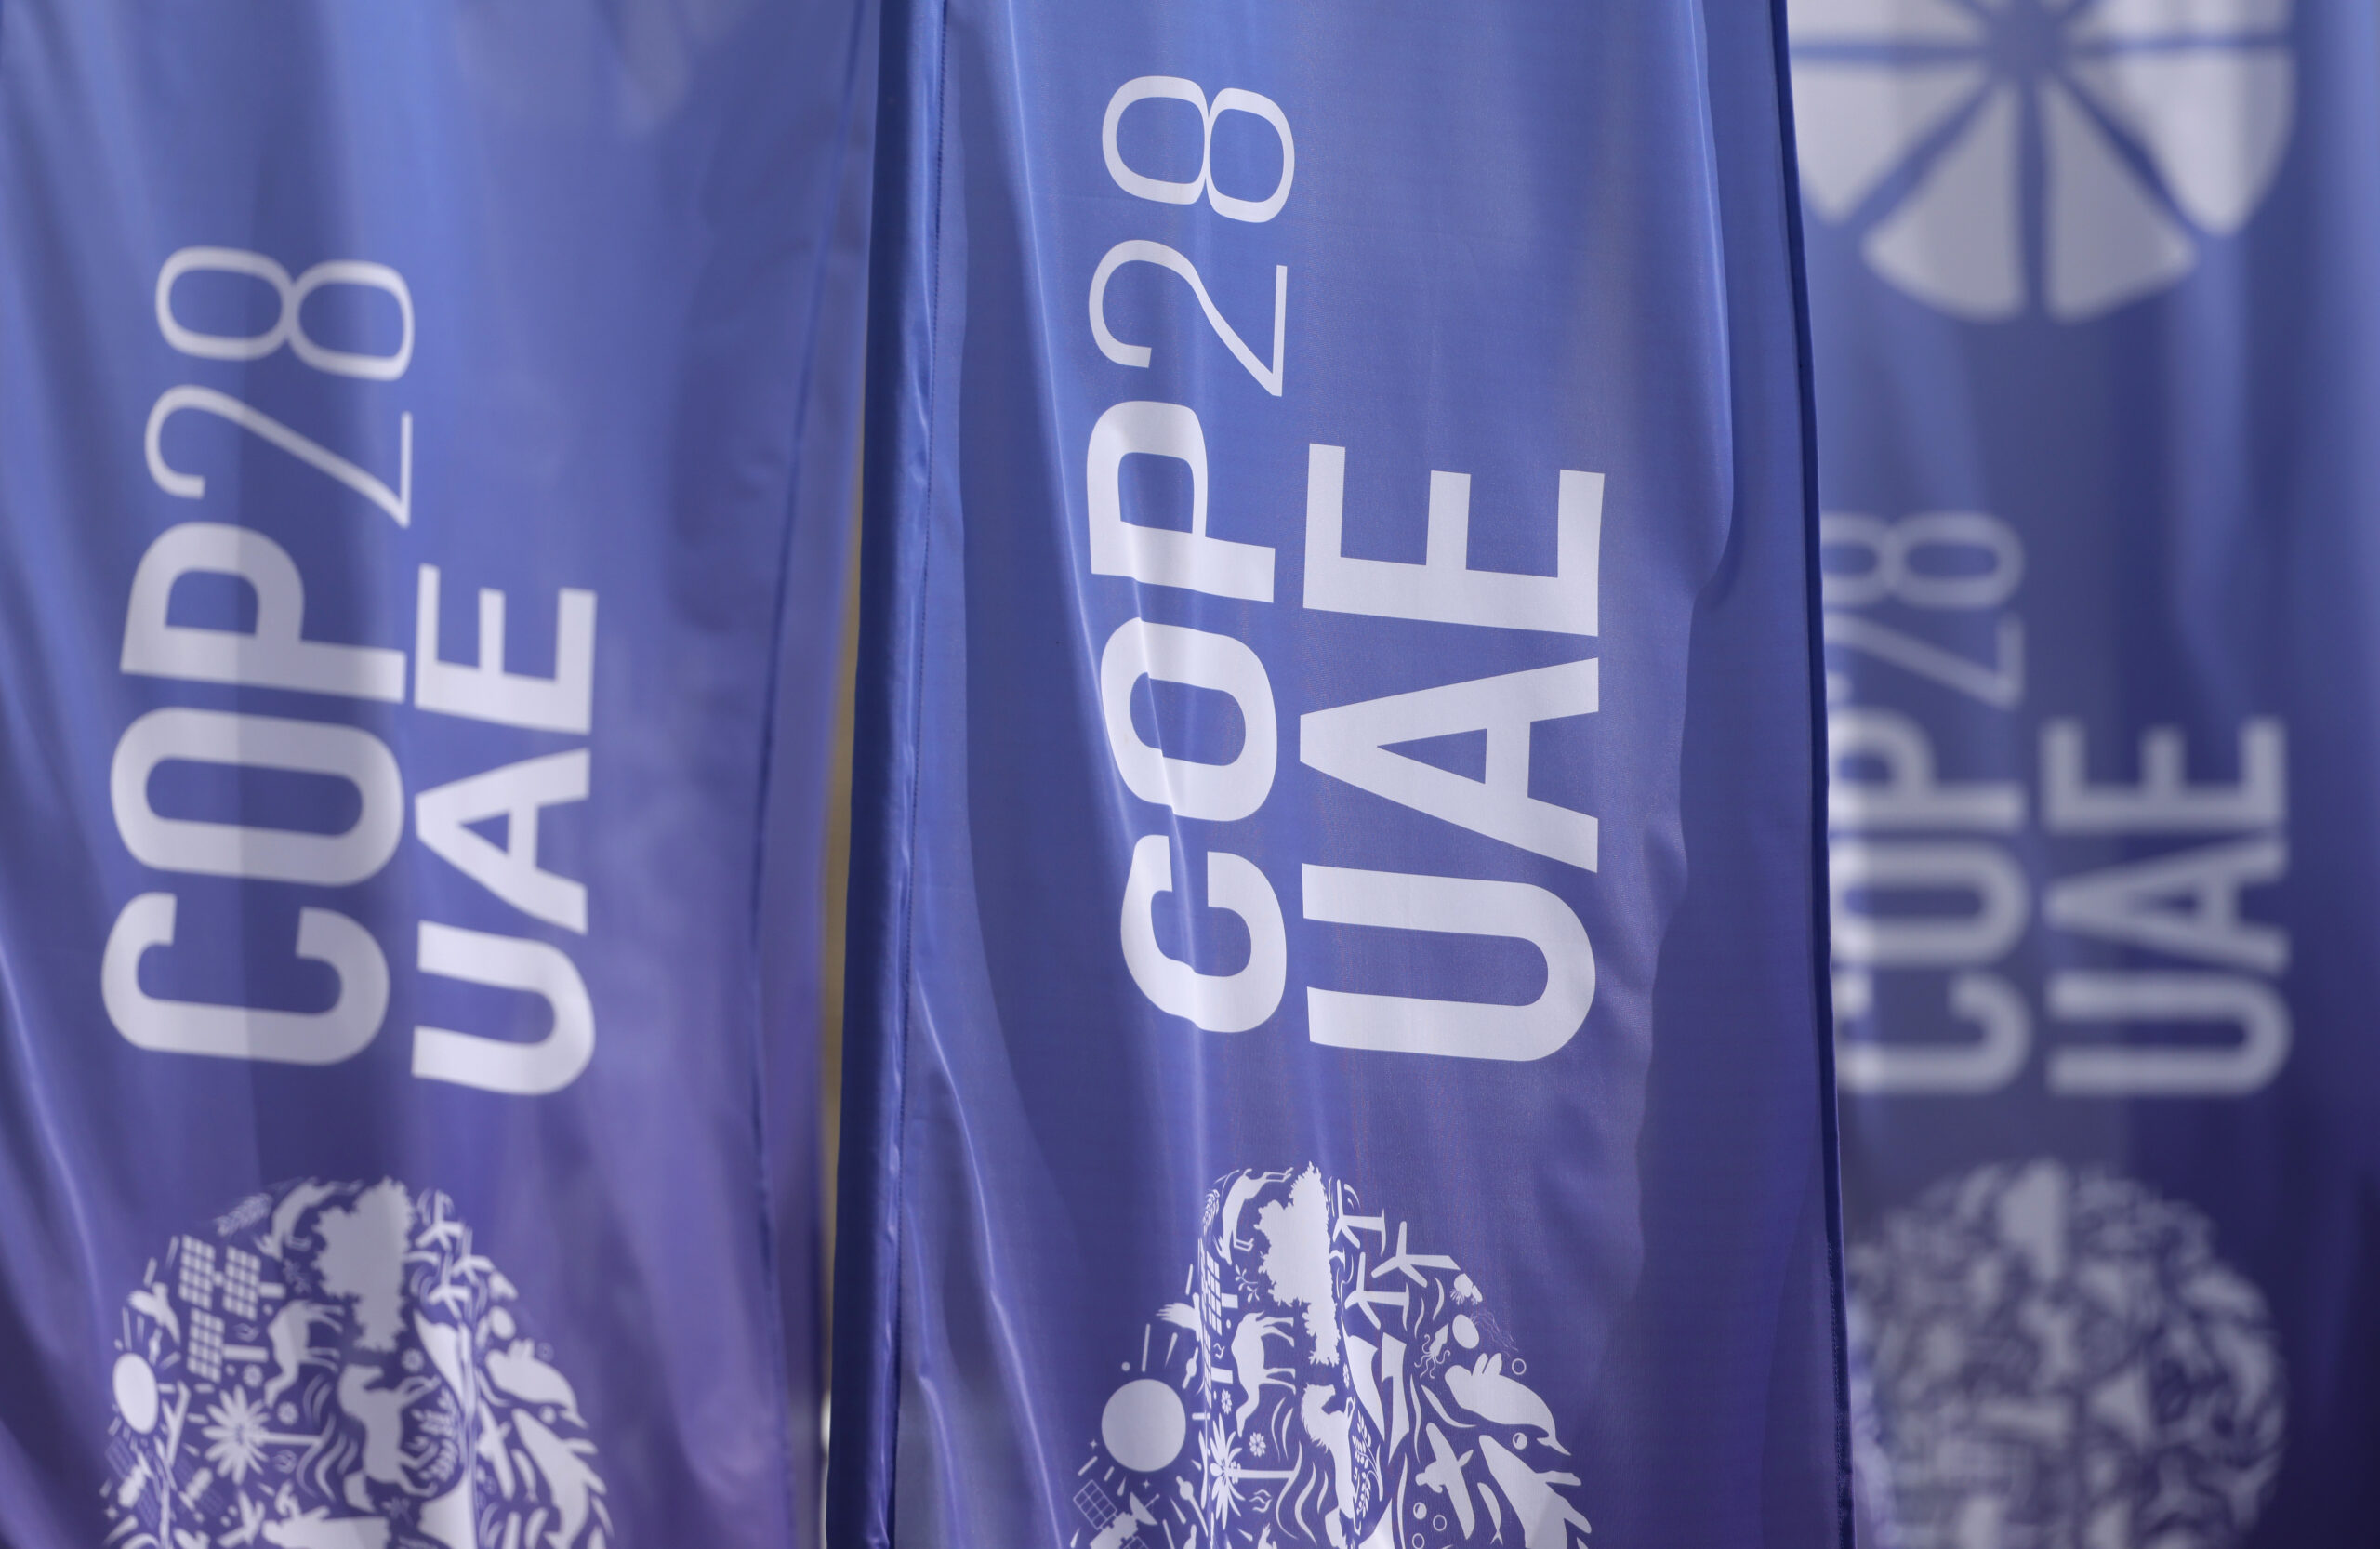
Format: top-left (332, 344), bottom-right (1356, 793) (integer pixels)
top-left (1792, 0), bottom-right (2380, 1540)
top-left (832, 3), bottom-right (1846, 1547)
top-left (0, 3), bottom-right (870, 1545)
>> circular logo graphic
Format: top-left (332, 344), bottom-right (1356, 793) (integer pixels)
top-left (1075, 1166), bottom-right (1590, 1549)
top-left (1848, 1159), bottom-right (2284, 1549)
top-left (103, 1178), bottom-right (607, 1549)
top-left (1789, 0), bottom-right (2294, 321)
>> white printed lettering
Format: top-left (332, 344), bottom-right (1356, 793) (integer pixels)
top-left (1830, 841), bottom-right (2030, 968)
top-left (102, 893), bottom-right (387, 1063)
top-left (1087, 402), bottom-right (1274, 602)
top-left (121, 523), bottom-right (406, 701)
top-left (111, 708), bottom-right (403, 885)
top-left (1119, 836), bottom-right (1286, 1032)
top-left (2045, 837), bottom-right (2287, 973)
top-left (414, 565), bottom-right (596, 733)
top-left (1302, 865), bottom-right (1593, 1061)
top-left (412, 920), bottom-right (595, 1094)
top-left (1101, 619), bottom-right (1276, 822)
top-left (2042, 719), bottom-right (2285, 833)
top-left (414, 750), bottom-right (591, 933)
top-left (1302, 658), bottom-right (1597, 870)
top-left (1833, 967), bottom-right (2030, 1093)
top-left (2046, 970), bottom-right (2290, 1095)
top-left (1302, 446), bottom-right (1600, 635)
top-left (1828, 707), bottom-right (2022, 831)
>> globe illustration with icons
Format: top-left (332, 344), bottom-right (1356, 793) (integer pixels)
top-left (103, 1178), bottom-right (607, 1549)
top-left (1848, 1159), bottom-right (2284, 1549)
top-left (1790, 0), bottom-right (2293, 321)
top-left (1075, 1166), bottom-right (1590, 1549)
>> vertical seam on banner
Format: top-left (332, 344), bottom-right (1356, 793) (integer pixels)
top-left (744, 152), bottom-right (813, 1549)
top-left (879, 11), bottom-right (958, 1542)
top-left (830, 0), bottom-right (955, 1540)
top-left (746, 459), bottom-right (808, 1543)
top-left (745, 0), bottom-right (883, 1539)
top-left (1764, 0), bottom-right (1856, 1537)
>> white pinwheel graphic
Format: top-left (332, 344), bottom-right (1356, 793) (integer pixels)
top-left (1790, 0), bottom-right (2294, 321)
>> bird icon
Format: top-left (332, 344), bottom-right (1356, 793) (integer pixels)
top-left (128, 1282), bottom-right (180, 1346)
top-left (1417, 1423), bottom-right (1478, 1538)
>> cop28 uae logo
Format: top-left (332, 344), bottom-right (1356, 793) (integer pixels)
top-left (1849, 1160), bottom-right (2284, 1549)
top-left (1789, 0), bottom-right (2294, 320)
top-left (1074, 1167), bottom-right (1589, 1549)
top-left (104, 1179), bottom-right (607, 1549)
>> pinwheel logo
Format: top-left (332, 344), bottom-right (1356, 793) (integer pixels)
top-left (1789, 0), bottom-right (2294, 321)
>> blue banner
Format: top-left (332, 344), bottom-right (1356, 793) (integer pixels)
top-left (831, 3), bottom-right (1846, 1547)
top-left (0, 4), bottom-right (869, 1545)
top-left (1789, 0), bottom-right (2380, 1540)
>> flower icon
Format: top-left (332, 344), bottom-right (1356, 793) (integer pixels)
top-left (1790, 0), bottom-right (2294, 320)
top-left (201, 1389), bottom-right (271, 1484)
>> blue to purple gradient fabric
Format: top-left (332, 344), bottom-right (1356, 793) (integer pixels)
top-left (831, 4), bottom-right (1848, 1547)
top-left (1792, 0), bottom-right (2380, 1541)
top-left (0, 4), bottom-right (870, 1544)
